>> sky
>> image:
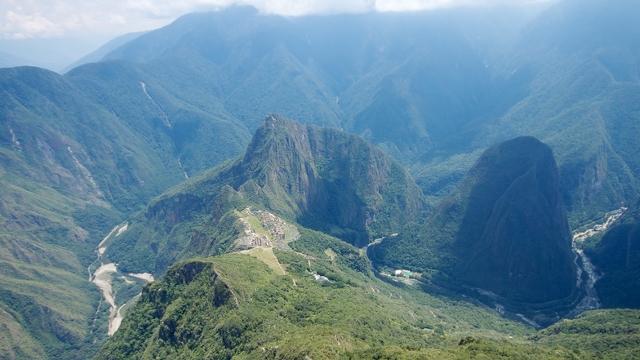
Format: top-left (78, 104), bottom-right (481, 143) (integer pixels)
top-left (1, 0), bottom-right (551, 40)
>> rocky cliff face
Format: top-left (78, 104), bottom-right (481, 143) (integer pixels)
top-left (233, 114), bottom-right (427, 246)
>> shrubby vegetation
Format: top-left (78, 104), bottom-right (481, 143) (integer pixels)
top-left (532, 309), bottom-right (640, 359)
top-left (98, 241), bottom-right (640, 359)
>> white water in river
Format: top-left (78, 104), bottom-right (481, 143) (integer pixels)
top-left (89, 222), bottom-right (151, 336)
top-left (91, 223), bottom-right (127, 335)
top-left (568, 209), bottom-right (625, 317)
top-left (568, 243), bottom-right (600, 317)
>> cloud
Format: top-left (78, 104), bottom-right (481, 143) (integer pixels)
top-left (2, 10), bottom-right (64, 39)
top-left (255, 0), bottom-right (376, 16)
top-left (375, 0), bottom-right (454, 12)
top-left (0, 0), bottom-right (551, 39)
top-left (1, 0), bottom-right (175, 39)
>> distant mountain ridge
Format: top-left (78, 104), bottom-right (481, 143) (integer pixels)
top-left (61, 32), bottom-right (147, 74)
top-left (89, 2), bottom-right (640, 226)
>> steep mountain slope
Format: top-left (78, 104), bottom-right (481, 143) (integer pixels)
top-left (97, 6), bottom-right (534, 156)
top-left (371, 137), bottom-right (578, 313)
top-left (1, 66), bottom-right (181, 208)
top-left (583, 198), bottom-right (640, 308)
top-left (0, 66), bottom-right (151, 359)
top-left (494, 0), bottom-right (640, 225)
top-left (0, 65), bottom-right (249, 358)
top-left (96, 235), bottom-right (537, 359)
top-left (65, 61), bottom-right (249, 175)
top-left (107, 115), bottom-right (427, 275)
top-left (102, 8), bottom-right (344, 130)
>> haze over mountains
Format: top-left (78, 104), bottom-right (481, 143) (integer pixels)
top-left (80, 0), bottom-right (640, 225)
top-left (1, 0), bottom-right (640, 358)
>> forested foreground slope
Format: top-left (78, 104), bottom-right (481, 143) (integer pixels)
top-left (97, 241), bottom-right (640, 359)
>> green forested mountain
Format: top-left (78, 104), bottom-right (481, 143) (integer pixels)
top-left (370, 137), bottom-right (578, 319)
top-left (1, 0), bottom-right (640, 358)
top-left (96, 130), bottom-right (640, 358)
top-left (417, 0), bottom-right (640, 226)
top-left (107, 115), bottom-right (426, 276)
top-left (91, 1), bottom-right (640, 226)
top-left (0, 64), bottom-right (249, 357)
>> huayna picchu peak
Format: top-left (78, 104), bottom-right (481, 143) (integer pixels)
top-left (106, 114), bottom-right (428, 275)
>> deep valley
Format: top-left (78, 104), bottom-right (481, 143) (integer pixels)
top-left (2, 0), bottom-right (640, 358)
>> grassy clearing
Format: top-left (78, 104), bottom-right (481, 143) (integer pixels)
top-left (240, 247), bottom-right (286, 275)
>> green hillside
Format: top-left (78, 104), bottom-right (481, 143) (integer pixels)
top-left (97, 236), bottom-right (535, 359)
top-left (532, 309), bottom-right (640, 359)
top-left (0, 65), bottom-right (249, 358)
top-left (97, 234), bottom-right (640, 359)
top-left (65, 61), bottom-right (250, 176)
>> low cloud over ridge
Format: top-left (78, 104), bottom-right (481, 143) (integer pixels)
top-left (1, 0), bottom-right (552, 39)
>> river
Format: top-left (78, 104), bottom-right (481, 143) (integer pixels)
top-left (568, 209), bottom-right (626, 317)
top-left (90, 222), bottom-right (154, 336)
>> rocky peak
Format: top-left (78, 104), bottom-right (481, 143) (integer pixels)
top-left (234, 114), bottom-right (427, 247)
top-left (455, 137), bottom-right (576, 303)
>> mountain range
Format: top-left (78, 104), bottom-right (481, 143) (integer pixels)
top-left (1, 0), bottom-right (640, 358)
